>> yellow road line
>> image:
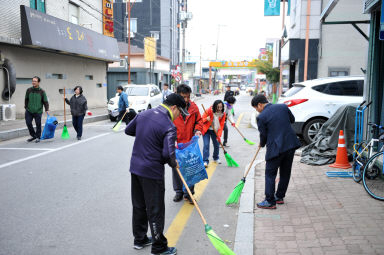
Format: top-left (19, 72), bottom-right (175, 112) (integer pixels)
top-left (236, 112), bottom-right (244, 128)
top-left (165, 162), bottom-right (218, 246)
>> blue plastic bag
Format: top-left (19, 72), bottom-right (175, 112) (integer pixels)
top-left (176, 136), bottom-right (208, 190)
top-left (40, 115), bottom-right (58, 140)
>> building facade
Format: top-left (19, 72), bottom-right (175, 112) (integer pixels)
top-left (113, 0), bottom-right (180, 68)
top-left (0, 0), bottom-right (119, 117)
top-left (282, 0), bottom-right (368, 87)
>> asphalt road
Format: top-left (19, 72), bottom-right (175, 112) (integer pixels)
top-left (0, 91), bottom-right (262, 255)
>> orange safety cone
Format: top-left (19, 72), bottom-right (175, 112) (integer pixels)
top-left (329, 130), bottom-right (352, 169)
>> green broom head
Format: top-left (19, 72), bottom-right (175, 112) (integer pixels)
top-left (61, 125), bottom-right (70, 139)
top-left (205, 224), bottom-right (236, 255)
top-left (224, 152), bottom-right (239, 167)
top-left (225, 178), bottom-right (245, 205)
top-left (244, 138), bottom-right (256, 145)
top-left (112, 120), bottom-right (122, 132)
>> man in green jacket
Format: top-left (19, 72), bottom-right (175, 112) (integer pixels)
top-left (25, 76), bottom-right (49, 143)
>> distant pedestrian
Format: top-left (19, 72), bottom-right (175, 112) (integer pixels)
top-left (223, 96), bottom-right (236, 147)
top-left (202, 100), bottom-right (226, 167)
top-left (65, 86), bottom-right (87, 140)
top-left (116, 86), bottom-right (129, 125)
top-left (125, 93), bottom-right (189, 255)
top-left (172, 84), bottom-right (203, 204)
top-left (161, 83), bottom-right (172, 102)
top-left (25, 76), bottom-right (49, 143)
top-left (252, 94), bottom-right (301, 209)
top-left (224, 85), bottom-right (234, 102)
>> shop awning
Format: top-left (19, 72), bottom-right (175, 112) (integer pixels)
top-left (320, 0), bottom-right (370, 41)
top-left (20, 5), bottom-right (119, 62)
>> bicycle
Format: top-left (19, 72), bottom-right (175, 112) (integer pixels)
top-left (353, 123), bottom-right (384, 182)
top-left (362, 127), bottom-right (384, 200)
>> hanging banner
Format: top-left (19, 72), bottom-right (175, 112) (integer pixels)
top-left (287, 0), bottom-right (291, 16)
top-left (264, 0), bottom-right (280, 16)
top-left (144, 37), bottom-right (156, 62)
top-left (103, 0), bottom-right (114, 37)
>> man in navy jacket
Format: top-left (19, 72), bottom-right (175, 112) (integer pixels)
top-left (252, 94), bottom-right (301, 209)
top-left (125, 93), bottom-right (189, 255)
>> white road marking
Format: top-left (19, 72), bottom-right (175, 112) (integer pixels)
top-left (0, 133), bottom-right (111, 169)
top-left (0, 148), bottom-right (54, 151)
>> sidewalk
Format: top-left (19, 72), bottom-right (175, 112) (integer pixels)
top-left (0, 107), bottom-right (109, 142)
top-left (253, 157), bottom-right (384, 255)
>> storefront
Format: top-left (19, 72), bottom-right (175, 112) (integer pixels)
top-left (364, 0), bottom-right (384, 127)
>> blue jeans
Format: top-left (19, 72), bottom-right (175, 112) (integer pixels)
top-left (203, 130), bottom-right (220, 163)
top-left (72, 115), bottom-right (85, 138)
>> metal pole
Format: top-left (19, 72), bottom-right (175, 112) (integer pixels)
top-left (279, 0), bottom-right (286, 97)
top-left (181, 23), bottom-right (186, 82)
top-left (127, 0), bottom-right (131, 84)
top-left (304, 0), bottom-right (311, 81)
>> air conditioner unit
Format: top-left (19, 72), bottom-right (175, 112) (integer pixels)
top-left (2, 104), bottom-right (16, 121)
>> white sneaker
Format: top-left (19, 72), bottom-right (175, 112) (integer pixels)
top-left (214, 159), bottom-right (221, 164)
top-left (204, 162), bottom-right (208, 168)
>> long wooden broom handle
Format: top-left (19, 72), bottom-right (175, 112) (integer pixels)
top-left (243, 146), bottom-right (261, 178)
top-left (201, 104), bottom-right (226, 152)
top-left (63, 87), bottom-right (66, 124)
top-left (175, 165), bottom-right (207, 225)
top-left (121, 110), bottom-right (129, 120)
top-left (227, 118), bottom-right (246, 139)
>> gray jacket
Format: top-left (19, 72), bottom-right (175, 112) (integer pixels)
top-left (65, 95), bottom-right (88, 117)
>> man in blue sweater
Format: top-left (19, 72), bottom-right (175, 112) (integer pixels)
top-left (252, 94), bottom-right (301, 209)
top-left (125, 93), bottom-right (189, 255)
top-left (117, 86), bottom-right (129, 125)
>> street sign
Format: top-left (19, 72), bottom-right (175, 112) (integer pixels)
top-left (380, 1), bottom-right (384, 40)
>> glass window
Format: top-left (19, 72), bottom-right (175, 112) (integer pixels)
top-left (283, 85), bottom-right (304, 97)
top-left (30, 0), bottom-right (45, 13)
top-left (129, 18), bottom-right (137, 35)
top-left (312, 84), bottom-right (327, 93)
top-left (125, 87), bottom-right (149, 96)
top-left (69, 3), bottom-right (79, 25)
top-left (339, 80), bottom-right (364, 96)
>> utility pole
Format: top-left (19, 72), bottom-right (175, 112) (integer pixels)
top-left (304, 0), bottom-right (311, 81)
top-left (278, 0), bottom-right (286, 98)
top-left (126, 0), bottom-right (132, 84)
top-left (181, 22), bottom-right (186, 82)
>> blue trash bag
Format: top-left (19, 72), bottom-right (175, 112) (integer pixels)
top-left (176, 136), bottom-right (208, 191)
top-left (40, 115), bottom-right (58, 140)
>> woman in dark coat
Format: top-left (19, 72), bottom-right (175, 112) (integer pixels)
top-left (65, 85), bottom-right (88, 140)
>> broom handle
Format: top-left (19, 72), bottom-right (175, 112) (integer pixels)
top-left (63, 87), bottom-right (66, 124)
top-left (227, 118), bottom-right (246, 139)
top-left (201, 104), bottom-right (226, 152)
top-left (243, 146), bottom-right (261, 178)
top-left (175, 165), bottom-right (208, 225)
top-left (121, 110), bottom-right (129, 121)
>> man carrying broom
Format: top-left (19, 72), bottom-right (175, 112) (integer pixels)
top-left (125, 93), bottom-right (189, 255)
top-left (252, 94), bottom-right (301, 209)
top-left (172, 84), bottom-right (203, 204)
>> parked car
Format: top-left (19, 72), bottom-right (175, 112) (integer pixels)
top-left (240, 85), bottom-right (246, 91)
top-left (278, 76), bottom-right (364, 144)
top-left (108, 84), bottom-right (163, 121)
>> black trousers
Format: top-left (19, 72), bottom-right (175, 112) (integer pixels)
top-left (118, 110), bottom-right (129, 125)
top-left (172, 167), bottom-right (195, 196)
top-left (131, 174), bottom-right (168, 254)
top-left (265, 149), bottom-right (295, 205)
top-left (25, 110), bottom-right (42, 139)
top-left (72, 115), bottom-right (85, 138)
top-left (223, 122), bottom-right (228, 144)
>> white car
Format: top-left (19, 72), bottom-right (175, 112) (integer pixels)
top-left (108, 84), bottom-right (163, 121)
top-left (278, 76), bottom-right (364, 144)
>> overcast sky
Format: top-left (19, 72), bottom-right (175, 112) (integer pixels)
top-left (185, 0), bottom-right (288, 63)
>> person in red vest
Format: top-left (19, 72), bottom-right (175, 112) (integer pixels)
top-left (172, 84), bottom-right (204, 204)
top-left (201, 100), bottom-right (226, 167)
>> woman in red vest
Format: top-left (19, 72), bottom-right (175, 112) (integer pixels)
top-left (202, 100), bottom-right (226, 167)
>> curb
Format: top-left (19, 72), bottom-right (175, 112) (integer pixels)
top-left (234, 159), bottom-right (263, 255)
top-left (0, 114), bottom-right (108, 142)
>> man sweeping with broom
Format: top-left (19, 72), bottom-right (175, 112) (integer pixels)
top-left (125, 93), bottom-right (189, 255)
top-left (252, 94), bottom-right (301, 209)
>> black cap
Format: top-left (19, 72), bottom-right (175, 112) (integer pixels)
top-left (164, 93), bottom-right (190, 117)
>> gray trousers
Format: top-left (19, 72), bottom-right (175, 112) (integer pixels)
top-left (172, 167), bottom-right (195, 196)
